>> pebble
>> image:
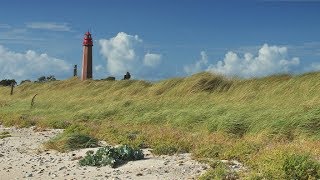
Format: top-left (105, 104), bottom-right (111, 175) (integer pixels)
top-left (25, 173), bottom-right (33, 177)
top-left (38, 169), bottom-right (44, 174)
top-left (58, 166), bottom-right (66, 171)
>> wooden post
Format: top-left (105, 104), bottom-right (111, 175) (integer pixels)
top-left (74, 65), bottom-right (77, 77)
top-left (10, 83), bottom-right (14, 95)
top-left (31, 94), bottom-right (38, 108)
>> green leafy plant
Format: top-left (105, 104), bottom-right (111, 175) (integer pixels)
top-left (79, 145), bottom-right (144, 168)
top-left (283, 154), bottom-right (320, 180)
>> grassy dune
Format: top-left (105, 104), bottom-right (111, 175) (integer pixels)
top-left (1, 72), bottom-right (320, 179)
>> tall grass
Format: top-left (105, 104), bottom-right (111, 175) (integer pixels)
top-left (1, 72), bottom-right (320, 178)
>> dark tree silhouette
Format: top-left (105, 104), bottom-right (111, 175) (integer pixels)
top-left (20, 80), bottom-right (31, 85)
top-left (0, 79), bottom-right (17, 86)
top-left (37, 75), bottom-right (56, 82)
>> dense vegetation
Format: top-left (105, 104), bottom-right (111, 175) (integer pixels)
top-left (0, 79), bottom-right (16, 86)
top-left (79, 145), bottom-right (144, 168)
top-left (0, 72), bottom-right (320, 179)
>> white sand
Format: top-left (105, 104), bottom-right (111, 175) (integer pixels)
top-left (0, 125), bottom-right (209, 180)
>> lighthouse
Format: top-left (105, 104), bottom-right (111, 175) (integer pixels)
top-left (81, 31), bottom-right (93, 80)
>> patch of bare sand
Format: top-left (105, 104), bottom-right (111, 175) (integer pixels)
top-left (0, 125), bottom-right (209, 180)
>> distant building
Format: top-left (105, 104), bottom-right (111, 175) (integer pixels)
top-left (81, 31), bottom-right (93, 80)
top-left (124, 72), bottom-right (131, 80)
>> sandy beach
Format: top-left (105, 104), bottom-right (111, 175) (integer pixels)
top-left (0, 125), bottom-right (209, 180)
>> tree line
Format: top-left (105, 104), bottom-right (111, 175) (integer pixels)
top-left (0, 75), bottom-right (56, 86)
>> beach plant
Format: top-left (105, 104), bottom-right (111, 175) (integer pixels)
top-left (79, 145), bottom-right (144, 168)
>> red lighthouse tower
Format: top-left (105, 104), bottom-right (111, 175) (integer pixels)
top-left (81, 31), bottom-right (93, 80)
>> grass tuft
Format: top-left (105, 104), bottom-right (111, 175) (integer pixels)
top-left (0, 131), bottom-right (11, 139)
top-left (45, 132), bottom-right (98, 152)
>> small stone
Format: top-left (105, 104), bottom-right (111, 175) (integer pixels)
top-left (38, 169), bottom-right (44, 174)
top-left (59, 166), bottom-right (66, 171)
top-left (25, 173), bottom-right (33, 177)
top-left (136, 173), bottom-right (143, 176)
top-left (221, 160), bottom-right (229, 163)
top-left (71, 156), bottom-right (82, 161)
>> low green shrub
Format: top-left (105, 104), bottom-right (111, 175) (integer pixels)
top-left (152, 143), bottom-right (178, 155)
top-left (45, 132), bottom-right (98, 152)
top-left (223, 141), bottom-right (261, 162)
top-left (193, 144), bottom-right (223, 159)
top-left (79, 145), bottom-right (144, 168)
top-left (299, 117), bottom-right (320, 137)
top-left (283, 154), bottom-right (320, 180)
top-left (220, 118), bottom-right (249, 137)
top-left (152, 141), bottom-right (190, 155)
top-left (48, 120), bottom-right (71, 129)
top-left (199, 163), bottom-right (238, 180)
top-left (18, 114), bottom-right (37, 127)
top-left (66, 133), bottom-right (99, 150)
top-left (269, 119), bottom-right (296, 141)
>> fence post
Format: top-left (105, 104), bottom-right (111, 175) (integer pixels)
top-left (10, 83), bottom-right (14, 95)
top-left (74, 65), bottom-right (77, 77)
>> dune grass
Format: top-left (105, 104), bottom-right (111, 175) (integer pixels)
top-left (0, 131), bottom-right (11, 139)
top-left (1, 72), bottom-right (320, 178)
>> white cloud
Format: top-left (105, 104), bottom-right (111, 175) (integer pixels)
top-left (144, 53), bottom-right (162, 67)
top-left (208, 44), bottom-right (300, 77)
top-left (99, 32), bottom-right (162, 77)
top-left (311, 63), bottom-right (320, 71)
top-left (184, 51), bottom-right (208, 75)
top-left (0, 45), bottom-right (71, 82)
top-left (95, 65), bottom-right (104, 71)
top-left (185, 44), bottom-right (300, 78)
top-left (99, 32), bottom-right (141, 76)
top-left (26, 22), bottom-right (71, 31)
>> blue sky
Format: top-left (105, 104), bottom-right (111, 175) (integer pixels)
top-left (0, 0), bottom-right (320, 82)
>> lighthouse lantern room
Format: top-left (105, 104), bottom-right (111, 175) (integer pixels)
top-left (81, 31), bottom-right (93, 80)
